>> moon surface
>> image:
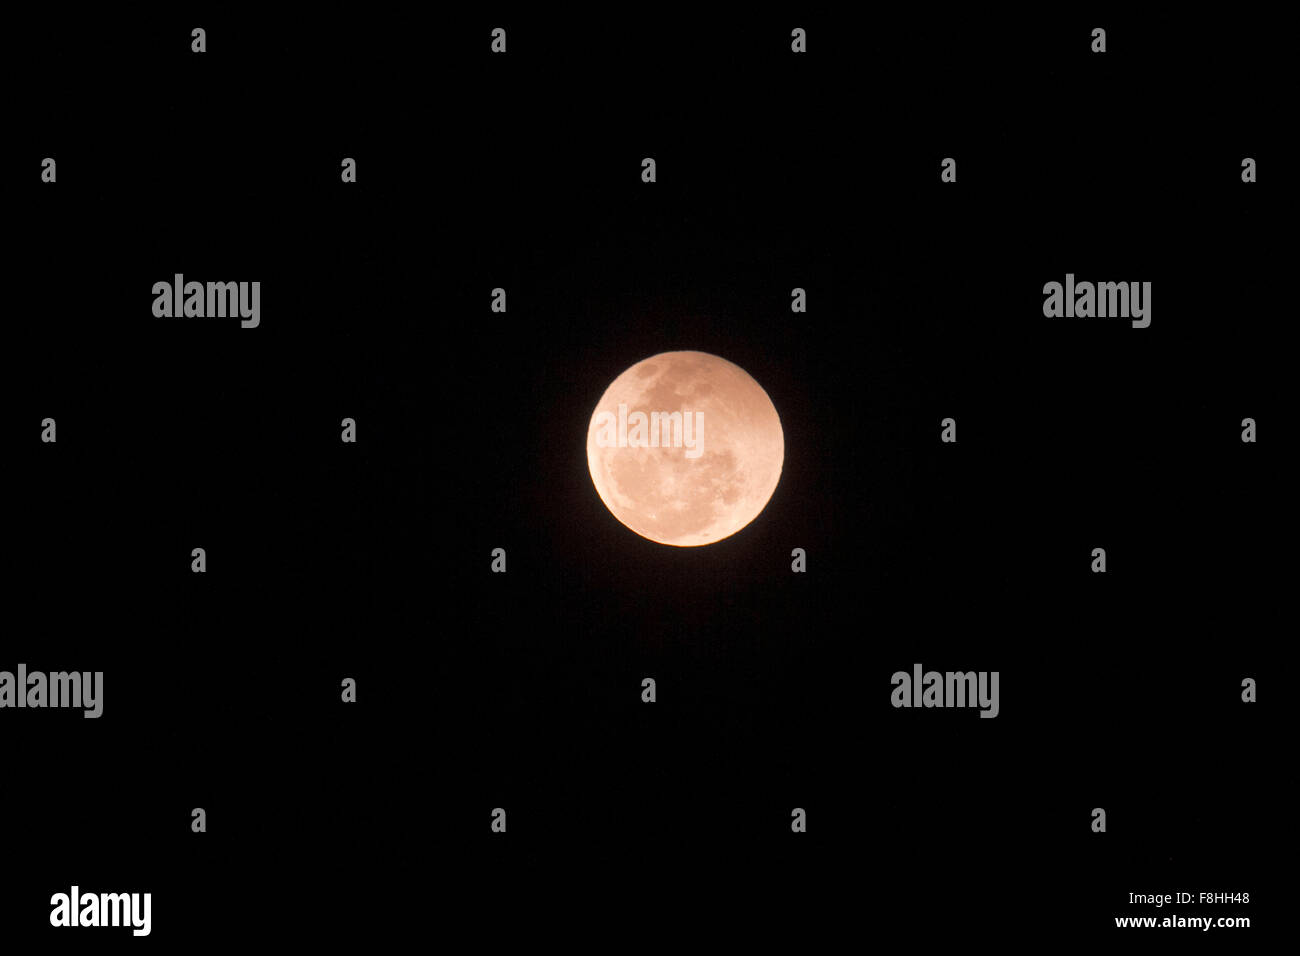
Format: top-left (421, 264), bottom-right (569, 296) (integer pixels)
top-left (586, 351), bottom-right (784, 547)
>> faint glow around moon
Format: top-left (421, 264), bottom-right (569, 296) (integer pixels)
top-left (586, 350), bottom-right (784, 547)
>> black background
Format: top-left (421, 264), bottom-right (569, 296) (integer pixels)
top-left (5, 9), bottom-right (1280, 947)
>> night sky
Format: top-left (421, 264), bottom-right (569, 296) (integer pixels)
top-left (6, 10), bottom-right (1279, 945)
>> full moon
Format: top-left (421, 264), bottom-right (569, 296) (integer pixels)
top-left (586, 351), bottom-right (784, 547)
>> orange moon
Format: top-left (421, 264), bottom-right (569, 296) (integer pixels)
top-left (586, 351), bottom-right (784, 546)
